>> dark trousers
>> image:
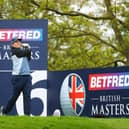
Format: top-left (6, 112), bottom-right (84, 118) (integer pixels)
top-left (3, 75), bottom-right (32, 115)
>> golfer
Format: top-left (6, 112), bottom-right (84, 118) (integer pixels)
top-left (0, 37), bottom-right (32, 116)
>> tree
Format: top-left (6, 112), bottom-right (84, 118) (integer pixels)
top-left (0, 0), bottom-right (129, 70)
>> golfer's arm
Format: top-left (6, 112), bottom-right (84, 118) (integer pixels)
top-left (12, 48), bottom-right (31, 58)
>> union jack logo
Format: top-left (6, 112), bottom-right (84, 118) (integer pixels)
top-left (68, 74), bottom-right (85, 115)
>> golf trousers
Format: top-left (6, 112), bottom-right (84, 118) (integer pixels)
top-left (3, 75), bottom-right (32, 115)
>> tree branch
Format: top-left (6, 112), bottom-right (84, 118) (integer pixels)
top-left (46, 0), bottom-right (48, 8)
top-left (49, 33), bottom-right (86, 39)
top-left (86, 43), bottom-right (101, 52)
top-left (46, 7), bottom-right (111, 20)
top-left (117, 19), bottom-right (129, 31)
top-left (104, 0), bottom-right (124, 46)
top-left (89, 33), bottom-right (119, 51)
top-left (100, 59), bottom-right (126, 67)
top-left (30, 0), bottom-right (40, 7)
top-left (49, 32), bottom-right (120, 52)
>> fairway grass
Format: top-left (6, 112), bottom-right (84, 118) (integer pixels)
top-left (0, 116), bottom-right (129, 129)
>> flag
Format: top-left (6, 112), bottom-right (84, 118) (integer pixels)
top-left (69, 74), bottom-right (85, 115)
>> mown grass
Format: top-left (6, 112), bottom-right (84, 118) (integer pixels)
top-left (0, 116), bottom-right (129, 129)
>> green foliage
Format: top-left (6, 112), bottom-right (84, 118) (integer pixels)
top-left (0, 0), bottom-right (129, 70)
top-left (0, 0), bottom-right (3, 5)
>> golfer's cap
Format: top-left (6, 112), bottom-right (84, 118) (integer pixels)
top-left (11, 37), bottom-right (22, 44)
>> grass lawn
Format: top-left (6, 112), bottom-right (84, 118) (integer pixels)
top-left (0, 116), bottom-right (129, 129)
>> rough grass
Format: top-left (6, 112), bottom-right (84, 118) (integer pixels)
top-left (0, 116), bottom-right (129, 129)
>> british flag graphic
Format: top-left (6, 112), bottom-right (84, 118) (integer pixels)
top-left (68, 74), bottom-right (85, 115)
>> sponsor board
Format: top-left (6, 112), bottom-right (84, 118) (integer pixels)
top-left (0, 29), bottom-right (43, 41)
top-left (0, 20), bottom-right (47, 70)
top-left (89, 73), bottom-right (129, 90)
top-left (48, 67), bottom-right (129, 117)
top-left (0, 20), bottom-right (48, 116)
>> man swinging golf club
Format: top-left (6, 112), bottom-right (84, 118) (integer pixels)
top-left (0, 37), bottom-right (32, 116)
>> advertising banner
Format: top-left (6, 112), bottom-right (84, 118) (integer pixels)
top-left (0, 20), bottom-right (48, 116)
top-left (47, 67), bottom-right (129, 117)
top-left (0, 19), bottom-right (47, 70)
top-left (1, 20), bottom-right (129, 118)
